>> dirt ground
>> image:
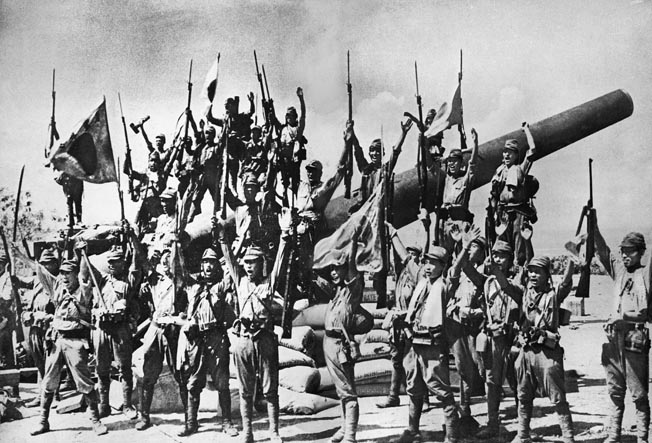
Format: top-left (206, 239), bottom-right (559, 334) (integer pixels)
top-left (1, 275), bottom-right (648, 443)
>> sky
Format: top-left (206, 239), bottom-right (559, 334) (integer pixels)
top-left (1, 0), bottom-right (651, 253)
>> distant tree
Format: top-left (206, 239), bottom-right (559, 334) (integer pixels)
top-left (0, 186), bottom-right (66, 245)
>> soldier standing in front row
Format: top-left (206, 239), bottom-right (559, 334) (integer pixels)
top-left (135, 248), bottom-right (187, 430)
top-left (217, 210), bottom-right (292, 443)
top-left (176, 248), bottom-right (238, 437)
top-left (592, 212), bottom-right (651, 443)
top-left (27, 256), bottom-right (108, 436)
top-left (384, 223), bottom-right (478, 443)
top-left (313, 230), bottom-right (374, 443)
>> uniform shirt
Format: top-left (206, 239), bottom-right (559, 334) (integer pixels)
top-left (140, 273), bottom-right (185, 321)
top-left (295, 169), bottom-right (344, 225)
top-left (94, 267), bottom-right (140, 318)
top-left (443, 165), bottom-right (475, 207)
top-left (596, 247), bottom-right (651, 323)
top-left (185, 279), bottom-right (230, 328)
top-left (233, 200), bottom-right (280, 257)
top-left (240, 140), bottom-right (268, 179)
top-left (133, 169), bottom-right (165, 200)
top-left (491, 161), bottom-right (531, 205)
top-left (323, 275), bottom-right (364, 333)
top-left (447, 269), bottom-right (482, 323)
top-left (0, 272), bottom-right (13, 304)
top-left (483, 275), bottom-right (517, 327)
top-left (404, 259), bottom-right (448, 334)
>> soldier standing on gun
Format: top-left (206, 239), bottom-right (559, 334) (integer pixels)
top-left (377, 244), bottom-right (421, 409)
top-left (135, 247), bottom-right (187, 430)
top-left (505, 256), bottom-right (575, 443)
top-left (216, 210), bottom-right (292, 443)
top-left (591, 213), bottom-right (651, 443)
top-left (459, 240), bottom-right (519, 439)
top-left (384, 223), bottom-right (476, 443)
top-left (351, 119), bottom-right (413, 308)
top-left (176, 247), bottom-right (238, 437)
top-left (489, 123), bottom-right (538, 266)
top-left (81, 226), bottom-right (142, 420)
top-left (9, 249), bottom-right (58, 406)
top-left (240, 125), bottom-right (270, 185)
top-left (439, 128), bottom-right (480, 255)
top-left (26, 255), bottom-right (108, 436)
top-left (150, 187), bottom-right (178, 251)
top-left (445, 234), bottom-right (486, 434)
top-left (184, 124), bottom-right (221, 222)
top-left (130, 151), bottom-right (170, 233)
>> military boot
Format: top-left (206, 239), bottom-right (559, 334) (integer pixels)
top-left (177, 388), bottom-right (193, 437)
top-left (512, 401), bottom-right (533, 443)
top-left (86, 390), bottom-right (109, 436)
top-left (377, 367), bottom-right (401, 408)
top-left (477, 384), bottom-right (501, 439)
top-left (218, 389), bottom-right (239, 437)
top-left (443, 403), bottom-right (460, 443)
top-left (635, 399), bottom-right (650, 443)
top-left (178, 391), bottom-right (199, 437)
top-left (240, 396), bottom-right (254, 443)
top-left (30, 392), bottom-right (54, 436)
top-left (329, 401), bottom-right (347, 443)
top-left (343, 399), bottom-right (359, 443)
top-left (122, 379), bottom-right (137, 419)
top-left (98, 376), bottom-right (112, 418)
top-left (267, 396), bottom-right (283, 443)
top-left (395, 396), bottom-right (423, 443)
top-left (135, 384), bottom-right (154, 431)
top-left (604, 401), bottom-right (624, 443)
top-left (556, 402), bottom-right (575, 443)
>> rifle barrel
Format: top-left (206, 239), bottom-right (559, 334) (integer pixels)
top-left (588, 158), bottom-right (593, 205)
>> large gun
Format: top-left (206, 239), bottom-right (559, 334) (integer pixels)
top-left (344, 51), bottom-right (353, 199)
top-left (574, 158), bottom-right (595, 298)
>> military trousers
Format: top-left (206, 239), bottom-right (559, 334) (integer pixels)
top-left (324, 336), bottom-right (357, 401)
top-left (142, 324), bottom-right (180, 387)
top-left (601, 336), bottom-right (649, 407)
top-left (92, 322), bottom-right (133, 382)
top-left (28, 326), bottom-right (48, 378)
top-left (497, 210), bottom-right (534, 267)
top-left (450, 327), bottom-right (482, 414)
top-left (234, 329), bottom-right (278, 400)
top-left (42, 335), bottom-right (96, 394)
top-left (180, 330), bottom-right (231, 395)
top-left (403, 339), bottom-right (456, 408)
top-left (515, 345), bottom-right (567, 406)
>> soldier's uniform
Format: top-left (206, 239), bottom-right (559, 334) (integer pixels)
top-left (88, 248), bottom-right (140, 418)
top-left (446, 244), bottom-right (485, 429)
top-left (135, 258), bottom-right (187, 431)
top-left (132, 151), bottom-right (167, 231)
top-left (597, 232), bottom-right (651, 443)
top-left (321, 265), bottom-right (374, 443)
top-left (219, 241), bottom-right (288, 443)
top-left (177, 248), bottom-right (237, 437)
top-left (490, 139), bottom-right (536, 266)
top-left (377, 248), bottom-right (420, 409)
top-left (512, 256), bottom-right (574, 443)
top-left (397, 246), bottom-right (460, 443)
top-left (31, 259), bottom-right (108, 436)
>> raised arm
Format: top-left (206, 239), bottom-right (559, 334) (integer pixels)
top-left (206, 105), bottom-right (225, 127)
top-left (466, 128), bottom-right (480, 187)
top-left (521, 122), bottom-right (537, 175)
top-left (215, 216), bottom-right (241, 290)
top-left (557, 258), bottom-right (576, 304)
top-left (269, 208), bottom-right (292, 292)
top-left (385, 221), bottom-right (421, 283)
top-left (387, 119), bottom-right (413, 174)
top-left (310, 134), bottom-right (350, 212)
top-left (247, 92), bottom-right (255, 118)
top-left (296, 87), bottom-right (306, 136)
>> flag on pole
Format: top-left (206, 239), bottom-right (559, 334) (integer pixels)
top-left (48, 99), bottom-right (117, 183)
top-left (313, 176), bottom-right (386, 273)
top-left (424, 84), bottom-right (463, 138)
top-left (202, 54), bottom-right (221, 103)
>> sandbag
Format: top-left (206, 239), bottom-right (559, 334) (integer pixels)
top-left (279, 326), bottom-right (317, 357)
top-left (357, 343), bottom-right (391, 362)
top-left (279, 387), bottom-right (338, 415)
top-left (278, 346), bottom-right (316, 369)
top-left (292, 304), bottom-right (328, 329)
top-left (361, 329), bottom-right (390, 344)
top-left (279, 366), bottom-right (321, 393)
top-left (355, 359), bottom-right (392, 383)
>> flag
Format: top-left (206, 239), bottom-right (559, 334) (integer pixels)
top-left (202, 54), bottom-right (221, 103)
top-left (48, 99), bottom-right (117, 183)
top-left (313, 175), bottom-right (386, 273)
top-left (424, 84), bottom-right (463, 138)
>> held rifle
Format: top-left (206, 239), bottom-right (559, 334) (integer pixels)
top-left (118, 93), bottom-right (137, 202)
top-left (0, 227), bottom-right (24, 343)
top-left (574, 158), bottom-right (595, 298)
top-left (458, 50), bottom-right (468, 152)
top-left (254, 51), bottom-right (269, 123)
top-left (45, 69), bottom-right (59, 159)
top-left (281, 209), bottom-right (297, 339)
top-left (344, 51), bottom-right (353, 199)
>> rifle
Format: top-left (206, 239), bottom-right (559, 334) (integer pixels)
top-left (254, 51), bottom-right (269, 122)
top-left (0, 227), bottom-right (24, 343)
top-left (45, 69), bottom-right (59, 159)
top-left (116, 159), bottom-right (126, 223)
top-left (344, 51), bottom-right (353, 199)
top-left (574, 158), bottom-right (595, 298)
top-left (281, 209), bottom-right (298, 339)
top-left (219, 117), bottom-right (230, 219)
top-left (457, 50), bottom-right (468, 151)
top-left (118, 93), bottom-right (137, 202)
top-left (485, 197), bottom-right (497, 257)
top-left (262, 65), bottom-right (279, 137)
top-left (181, 59), bottom-right (193, 166)
top-left (413, 62), bottom-right (428, 213)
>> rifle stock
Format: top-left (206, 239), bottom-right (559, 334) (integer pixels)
top-left (0, 227), bottom-right (25, 342)
top-left (575, 159), bottom-right (594, 298)
top-left (344, 51), bottom-right (353, 199)
top-left (118, 93), bottom-right (137, 202)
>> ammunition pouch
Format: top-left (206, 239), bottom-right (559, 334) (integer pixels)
top-left (233, 317), bottom-right (266, 340)
top-left (440, 204), bottom-right (474, 224)
top-left (486, 322), bottom-right (510, 338)
top-left (521, 328), bottom-right (560, 349)
top-left (624, 324), bottom-right (650, 354)
top-left (98, 311), bottom-right (126, 329)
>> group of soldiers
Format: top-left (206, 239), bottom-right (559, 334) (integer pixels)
top-left (1, 76), bottom-right (649, 443)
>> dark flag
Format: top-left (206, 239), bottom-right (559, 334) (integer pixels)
top-left (48, 98), bottom-right (117, 183)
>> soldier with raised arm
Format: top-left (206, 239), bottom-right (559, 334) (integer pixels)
top-left (592, 213), bottom-right (651, 443)
top-left (216, 209), bottom-right (292, 443)
top-left (24, 250), bottom-right (108, 436)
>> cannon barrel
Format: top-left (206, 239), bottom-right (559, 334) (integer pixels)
top-left (185, 89), bottom-right (633, 251)
top-left (322, 89), bottom-right (633, 233)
